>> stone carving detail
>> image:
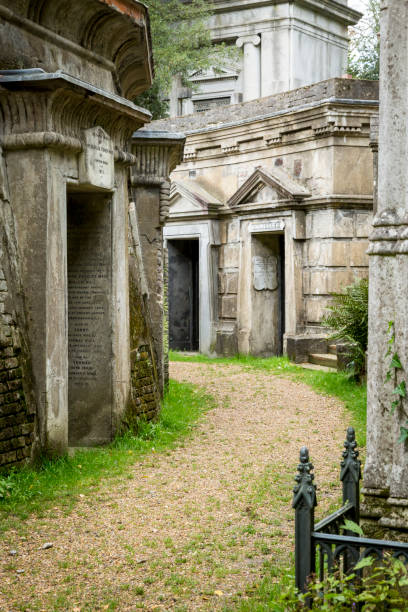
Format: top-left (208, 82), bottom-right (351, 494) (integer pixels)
top-left (79, 127), bottom-right (114, 190)
top-left (253, 255), bottom-right (278, 291)
top-left (368, 209), bottom-right (408, 255)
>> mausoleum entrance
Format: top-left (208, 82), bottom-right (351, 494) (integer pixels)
top-left (67, 192), bottom-right (113, 447)
top-left (168, 239), bottom-right (199, 352)
top-left (250, 233), bottom-right (285, 356)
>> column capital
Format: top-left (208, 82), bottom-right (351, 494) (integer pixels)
top-left (236, 35), bottom-right (260, 48)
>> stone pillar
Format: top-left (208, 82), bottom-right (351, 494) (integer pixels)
top-left (236, 35), bottom-right (261, 102)
top-left (361, 0), bottom-right (408, 540)
top-left (130, 131), bottom-right (185, 394)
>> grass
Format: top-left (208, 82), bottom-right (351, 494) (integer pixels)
top-left (0, 379), bottom-right (215, 531)
top-left (170, 351), bottom-right (367, 446)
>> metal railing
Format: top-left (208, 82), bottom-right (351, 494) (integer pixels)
top-left (292, 427), bottom-right (408, 602)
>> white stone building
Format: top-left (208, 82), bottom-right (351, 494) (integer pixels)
top-left (170, 0), bottom-right (362, 117)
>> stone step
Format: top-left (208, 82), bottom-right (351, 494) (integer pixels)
top-left (308, 353), bottom-right (338, 369)
top-left (328, 344), bottom-right (337, 355)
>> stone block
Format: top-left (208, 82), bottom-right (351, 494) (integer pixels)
top-left (218, 272), bottom-right (226, 294)
top-left (333, 210), bottom-right (355, 238)
top-left (220, 295), bottom-right (237, 318)
top-left (225, 272), bottom-right (238, 294)
top-left (356, 213), bottom-right (373, 238)
top-left (215, 331), bottom-right (238, 356)
top-left (303, 269), bottom-right (311, 294)
top-left (350, 241), bottom-right (369, 267)
top-left (329, 241), bottom-right (349, 267)
top-left (326, 269), bottom-right (353, 293)
top-left (305, 297), bottom-right (330, 323)
top-left (309, 270), bottom-right (328, 295)
top-left (227, 221), bottom-right (240, 243)
top-left (220, 244), bottom-right (240, 269)
top-left (286, 334), bottom-right (328, 363)
top-left (219, 221), bottom-right (227, 244)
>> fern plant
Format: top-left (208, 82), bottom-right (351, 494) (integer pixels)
top-left (323, 278), bottom-right (369, 378)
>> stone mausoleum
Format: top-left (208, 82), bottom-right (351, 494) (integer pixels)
top-left (170, 0), bottom-right (361, 116)
top-left (152, 78), bottom-right (378, 359)
top-left (0, 0), bottom-right (184, 469)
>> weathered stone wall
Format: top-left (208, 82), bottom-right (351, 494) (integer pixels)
top-left (127, 202), bottom-right (160, 422)
top-left (0, 149), bottom-right (36, 471)
top-left (154, 78), bottom-right (379, 134)
top-left (303, 209), bottom-right (371, 328)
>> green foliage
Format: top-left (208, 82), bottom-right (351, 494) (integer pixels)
top-left (347, 0), bottom-right (380, 80)
top-left (134, 0), bottom-right (238, 118)
top-left (323, 278), bottom-right (369, 378)
top-left (0, 380), bottom-right (215, 529)
top-left (237, 555), bottom-right (408, 611)
top-left (385, 321), bottom-right (408, 444)
top-left (301, 554), bottom-right (408, 611)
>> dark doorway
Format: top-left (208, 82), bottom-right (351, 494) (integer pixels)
top-left (168, 239), bottom-right (199, 351)
top-left (67, 192), bottom-right (112, 446)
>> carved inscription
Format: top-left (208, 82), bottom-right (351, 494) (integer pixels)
top-left (68, 196), bottom-right (112, 446)
top-left (249, 220), bottom-right (285, 233)
top-left (253, 255), bottom-right (278, 291)
top-left (79, 126), bottom-right (114, 190)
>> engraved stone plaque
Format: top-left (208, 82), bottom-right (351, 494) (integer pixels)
top-left (253, 255), bottom-right (278, 291)
top-left (67, 195), bottom-right (112, 446)
top-left (79, 126), bottom-right (114, 190)
top-left (249, 220), bottom-right (285, 233)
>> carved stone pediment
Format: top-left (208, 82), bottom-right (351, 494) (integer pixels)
top-left (169, 180), bottom-right (223, 216)
top-left (227, 167), bottom-right (311, 207)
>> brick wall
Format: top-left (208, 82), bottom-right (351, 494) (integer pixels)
top-left (0, 269), bottom-right (34, 471)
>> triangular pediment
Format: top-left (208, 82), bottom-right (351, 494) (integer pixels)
top-left (169, 180), bottom-right (223, 216)
top-left (228, 167), bottom-right (311, 207)
top-left (190, 66), bottom-right (239, 81)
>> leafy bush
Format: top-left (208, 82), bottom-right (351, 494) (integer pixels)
top-left (277, 554), bottom-right (408, 611)
top-left (323, 278), bottom-right (369, 378)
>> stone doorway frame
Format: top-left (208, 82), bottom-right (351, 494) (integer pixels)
top-left (163, 221), bottom-right (219, 355)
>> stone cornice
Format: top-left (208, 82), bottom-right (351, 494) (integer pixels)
top-left (0, 72), bottom-right (151, 148)
top-left (176, 102), bottom-right (377, 163)
top-left (210, 0), bottom-right (361, 25)
top-left (0, 0), bottom-right (153, 99)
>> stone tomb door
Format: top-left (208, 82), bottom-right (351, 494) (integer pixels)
top-left (250, 233), bottom-right (285, 355)
top-left (67, 192), bottom-right (112, 446)
top-left (168, 239), bottom-right (199, 351)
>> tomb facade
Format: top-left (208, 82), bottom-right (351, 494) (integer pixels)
top-left (152, 78), bottom-right (378, 358)
top-left (0, 0), bottom-right (179, 467)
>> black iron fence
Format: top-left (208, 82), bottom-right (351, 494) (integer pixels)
top-left (292, 427), bottom-right (408, 601)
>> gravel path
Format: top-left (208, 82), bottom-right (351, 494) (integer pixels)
top-left (1, 361), bottom-right (348, 611)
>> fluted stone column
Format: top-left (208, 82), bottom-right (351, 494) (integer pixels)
top-left (236, 35), bottom-right (261, 102)
top-left (361, 0), bottom-right (408, 540)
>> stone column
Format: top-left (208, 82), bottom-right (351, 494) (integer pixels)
top-left (362, 0), bottom-right (408, 539)
top-left (130, 131), bottom-right (185, 394)
top-left (236, 35), bottom-right (261, 102)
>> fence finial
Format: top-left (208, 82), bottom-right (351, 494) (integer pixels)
top-left (340, 427), bottom-right (361, 483)
top-left (340, 426), bottom-right (361, 522)
top-left (292, 446), bottom-right (317, 510)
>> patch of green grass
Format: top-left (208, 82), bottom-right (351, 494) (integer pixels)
top-left (169, 352), bottom-right (367, 446)
top-left (0, 380), bottom-right (215, 530)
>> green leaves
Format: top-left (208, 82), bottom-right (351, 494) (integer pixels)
top-left (341, 518), bottom-right (364, 536)
top-left (398, 422), bottom-right (408, 444)
top-left (134, 0), bottom-right (239, 118)
top-left (392, 380), bottom-right (406, 398)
